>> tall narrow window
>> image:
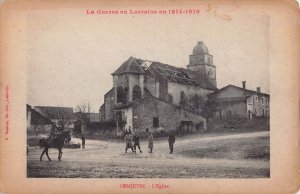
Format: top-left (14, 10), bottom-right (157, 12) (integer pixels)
top-left (168, 94), bottom-right (173, 103)
top-left (153, 117), bottom-right (159, 128)
top-left (117, 86), bottom-right (124, 103)
top-left (132, 85), bottom-right (141, 101)
top-left (194, 94), bottom-right (200, 109)
top-left (123, 87), bottom-right (129, 103)
top-left (180, 91), bottom-right (186, 106)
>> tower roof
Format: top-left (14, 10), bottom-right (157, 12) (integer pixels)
top-left (112, 57), bottom-right (145, 75)
top-left (192, 41), bottom-right (209, 54)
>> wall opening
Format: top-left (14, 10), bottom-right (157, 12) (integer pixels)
top-left (194, 94), bottom-right (200, 109)
top-left (123, 87), bottom-right (129, 103)
top-left (117, 86), bottom-right (125, 103)
top-left (153, 117), bottom-right (159, 128)
top-left (180, 91), bottom-right (186, 106)
top-left (132, 85), bottom-right (141, 101)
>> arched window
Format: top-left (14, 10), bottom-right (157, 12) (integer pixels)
top-left (180, 91), bottom-right (186, 106)
top-left (194, 94), bottom-right (200, 109)
top-left (117, 86), bottom-right (124, 103)
top-left (132, 85), bottom-right (141, 101)
top-left (123, 87), bottom-right (129, 103)
top-left (168, 94), bottom-right (173, 103)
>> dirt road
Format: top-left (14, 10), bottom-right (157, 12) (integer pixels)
top-left (27, 131), bottom-right (270, 178)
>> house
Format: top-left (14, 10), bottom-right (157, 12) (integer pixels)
top-left (99, 41), bottom-right (218, 136)
top-left (208, 81), bottom-right (270, 120)
top-left (26, 104), bottom-right (53, 134)
top-left (33, 106), bottom-right (77, 128)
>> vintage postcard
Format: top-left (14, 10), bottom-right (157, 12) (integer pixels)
top-left (0, 0), bottom-right (299, 193)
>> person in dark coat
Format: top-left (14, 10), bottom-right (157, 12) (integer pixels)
top-left (146, 128), bottom-right (153, 153)
top-left (126, 126), bottom-right (132, 135)
top-left (47, 124), bottom-right (59, 144)
top-left (82, 135), bottom-right (86, 149)
top-left (133, 133), bottom-right (142, 153)
top-left (168, 131), bottom-right (176, 154)
top-left (124, 133), bottom-right (134, 153)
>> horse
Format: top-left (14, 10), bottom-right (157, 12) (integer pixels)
top-left (39, 131), bottom-right (71, 161)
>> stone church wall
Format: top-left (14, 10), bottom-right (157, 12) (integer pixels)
top-left (132, 97), bottom-right (206, 133)
top-left (113, 74), bottom-right (129, 87)
top-left (144, 75), bottom-right (157, 97)
top-left (104, 90), bottom-right (115, 121)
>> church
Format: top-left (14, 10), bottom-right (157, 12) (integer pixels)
top-left (99, 41), bottom-right (218, 135)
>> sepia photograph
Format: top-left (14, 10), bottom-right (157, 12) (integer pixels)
top-left (25, 9), bottom-right (271, 178)
top-left (1, 0), bottom-right (300, 193)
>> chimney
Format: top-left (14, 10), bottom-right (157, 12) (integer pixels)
top-left (242, 81), bottom-right (246, 90)
top-left (257, 87), bottom-right (261, 93)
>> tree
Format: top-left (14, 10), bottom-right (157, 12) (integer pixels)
top-left (56, 107), bottom-right (71, 131)
top-left (202, 98), bottom-right (217, 120)
top-left (74, 102), bottom-right (91, 125)
top-left (74, 103), bottom-right (91, 135)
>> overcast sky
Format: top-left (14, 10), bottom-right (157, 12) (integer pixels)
top-left (27, 9), bottom-right (269, 112)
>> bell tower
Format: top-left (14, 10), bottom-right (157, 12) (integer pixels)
top-left (187, 41), bottom-right (216, 87)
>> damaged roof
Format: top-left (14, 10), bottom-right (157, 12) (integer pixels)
top-left (113, 57), bottom-right (217, 90)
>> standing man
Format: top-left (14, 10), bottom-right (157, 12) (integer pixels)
top-left (168, 131), bottom-right (176, 154)
top-left (128, 126), bottom-right (132, 135)
top-left (133, 133), bottom-right (142, 153)
top-left (124, 126), bottom-right (132, 136)
top-left (146, 128), bottom-right (153, 153)
top-left (124, 133), bottom-right (134, 153)
top-left (82, 135), bottom-right (86, 149)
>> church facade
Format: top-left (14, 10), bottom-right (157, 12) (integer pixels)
top-left (99, 41), bottom-right (218, 135)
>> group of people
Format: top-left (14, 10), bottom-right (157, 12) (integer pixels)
top-left (124, 126), bottom-right (143, 153)
top-left (124, 126), bottom-right (176, 154)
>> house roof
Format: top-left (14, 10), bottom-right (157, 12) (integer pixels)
top-left (34, 106), bottom-right (76, 120)
top-left (208, 84), bottom-right (270, 99)
top-left (111, 57), bottom-right (145, 75)
top-left (27, 104), bottom-right (54, 125)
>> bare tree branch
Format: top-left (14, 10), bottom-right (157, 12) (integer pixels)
top-left (75, 102), bottom-right (91, 124)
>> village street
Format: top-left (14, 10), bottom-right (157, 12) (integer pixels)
top-left (27, 131), bottom-right (270, 178)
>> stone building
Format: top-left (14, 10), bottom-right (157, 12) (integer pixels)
top-left (208, 81), bottom-right (270, 120)
top-left (99, 41), bottom-right (218, 135)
